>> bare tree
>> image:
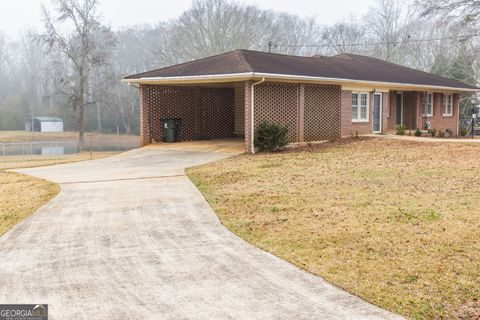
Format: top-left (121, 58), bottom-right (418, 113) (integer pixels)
top-left (419, 0), bottom-right (480, 25)
top-left (268, 14), bottom-right (321, 56)
top-left (16, 31), bottom-right (47, 130)
top-left (0, 33), bottom-right (10, 104)
top-left (168, 0), bottom-right (276, 60)
top-left (41, 0), bottom-right (116, 148)
top-left (321, 20), bottom-right (367, 56)
top-left (365, 0), bottom-right (419, 63)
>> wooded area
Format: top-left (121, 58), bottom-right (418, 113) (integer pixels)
top-left (0, 0), bottom-right (478, 141)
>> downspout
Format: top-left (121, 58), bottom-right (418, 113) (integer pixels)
top-left (251, 77), bottom-right (266, 154)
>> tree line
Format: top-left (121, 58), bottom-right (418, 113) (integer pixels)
top-left (0, 0), bottom-right (478, 145)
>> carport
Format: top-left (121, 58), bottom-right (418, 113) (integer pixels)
top-left (139, 83), bottom-right (246, 145)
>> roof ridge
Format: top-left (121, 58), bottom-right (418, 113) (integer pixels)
top-left (235, 48), bottom-right (319, 60)
top-left (235, 50), bottom-right (254, 72)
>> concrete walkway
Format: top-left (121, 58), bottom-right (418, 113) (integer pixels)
top-left (367, 133), bottom-right (480, 143)
top-left (1, 146), bottom-right (401, 319)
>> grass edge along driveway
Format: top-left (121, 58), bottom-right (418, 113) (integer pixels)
top-left (187, 138), bottom-right (480, 319)
top-left (0, 152), bottom-right (115, 237)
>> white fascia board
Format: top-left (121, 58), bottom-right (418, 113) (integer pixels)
top-left (122, 72), bottom-right (478, 93)
top-left (121, 72), bottom-right (254, 84)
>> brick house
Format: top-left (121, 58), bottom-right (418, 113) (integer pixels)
top-left (123, 49), bottom-right (478, 153)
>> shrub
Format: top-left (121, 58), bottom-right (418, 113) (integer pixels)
top-left (414, 128), bottom-right (422, 137)
top-left (460, 128), bottom-right (468, 137)
top-left (429, 128), bottom-right (437, 137)
top-left (438, 130), bottom-right (445, 138)
top-left (254, 122), bottom-right (289, 152)
top-left (446, 129), bottom-right (454, 137)
top-left (396, 125), bottom-right (407, 135)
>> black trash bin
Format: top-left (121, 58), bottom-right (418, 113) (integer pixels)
top-left (161, 118), bottom-right (182, 143)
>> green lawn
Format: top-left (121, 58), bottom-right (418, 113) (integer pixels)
top-left (187, 138), bottom-right (480, 319)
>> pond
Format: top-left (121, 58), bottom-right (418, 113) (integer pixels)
top-left (0, 141), bottom-right (139, 157)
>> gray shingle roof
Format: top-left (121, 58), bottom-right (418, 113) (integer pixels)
top-left (124, 49), bottom-right (478, 90)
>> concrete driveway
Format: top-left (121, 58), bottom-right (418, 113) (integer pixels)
top-left (1, 145), bottom-right (401, 319)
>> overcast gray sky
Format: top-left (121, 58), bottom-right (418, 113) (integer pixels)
top-left (0, 0), bottom-right (374, 39)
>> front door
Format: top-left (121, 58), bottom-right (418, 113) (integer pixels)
top-left (396, 93), bottom-right (403, 126)
top-left (372, 93), bottom-right (382, 133)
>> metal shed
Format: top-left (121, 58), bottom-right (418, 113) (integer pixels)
top-left (25, 117), bottom-right (64, 132)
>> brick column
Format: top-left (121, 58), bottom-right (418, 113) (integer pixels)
top-left (139, 85), bottom-right (150, 146)
top-left (382, 92), bottom-right (389, 133)
top-left (340, 90), bottom-right (353, 138)
top-left (298, 84), bottom-right (305, 142)
top-left (454, 93), bottom-right (460, 135)
top-left (244, 81), bottom-right (253, 153)
top-left (416, 92), bottom-right (423, 129)
top-left (194, 87), bottom-right (202, 139)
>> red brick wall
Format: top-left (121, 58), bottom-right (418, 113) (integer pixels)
top-left (140, 83), bottom-right (462, 150)
top-left (427, 93), bottom-right (458, 133)
top-left (409, 92), bottom-right (458, 132)
top-left (387, 91), bottom-right (396, 132)
top-left (340, 90), bottom-right (353, 137)
top-left (340, 90), bottom-right (389, 136)
top-left (382, 92), bottom-right (389, 134)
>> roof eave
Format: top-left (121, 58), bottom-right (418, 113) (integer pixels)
top-left (121, 72), bottom-right (479, 92)
top-left (121, 72), bottom-right (255, 85)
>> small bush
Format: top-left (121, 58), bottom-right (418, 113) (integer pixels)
top-left (429, 128), bottom-right (437, 137)
top-left (254, 122), bottom-right (289, 152)
top-left (396, 125), bottom-right (407, 135)
top-left (438, 130), bottom-right (445, 138)
top-left (414, 128), bottom-right (422, 137)
top-left (460, 128), bottom-right (468, 137)
top-left (446, 129), bottom-right (454, 137)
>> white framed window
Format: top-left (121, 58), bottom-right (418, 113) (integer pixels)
top-left (443, 94), bottom-right (453, 116)
top-left (352, 92), bottom-right (369, 122)
top-left (423, 93), bottom-right (433, 117)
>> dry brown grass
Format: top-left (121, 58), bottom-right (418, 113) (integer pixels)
top-left (0, 130), bottom-right (139, 144)
top-left (0, 171), bottom-right (59, 236)
top-left (0, 152), bottom-right (117, 170)
top-left (187, 138), bottom-right (480, 319)
top-left (0, 152), bottom-right (117, 237)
